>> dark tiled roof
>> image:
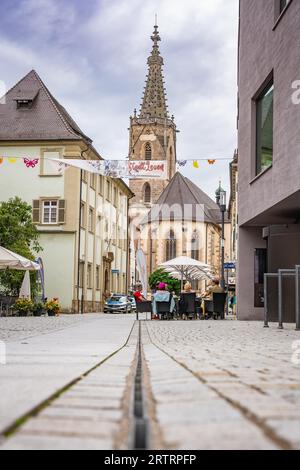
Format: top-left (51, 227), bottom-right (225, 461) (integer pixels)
top-left (141, 172), bottom-right (225, 225)
top-left (0, 70), bottom-right (92, 142)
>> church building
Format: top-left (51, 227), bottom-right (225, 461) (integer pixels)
top-left (128, 25), bottom-right (230, 288)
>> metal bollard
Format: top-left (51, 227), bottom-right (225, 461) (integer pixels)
top-left (278, 270), bottom-right (284, 330)
top-left (296, 265), bottom-right (300, 331)
top-left (264, 273), bottom-right (269, 328)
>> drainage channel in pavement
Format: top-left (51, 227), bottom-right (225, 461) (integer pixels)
top-left (132, 321), bottom-right (149, 449)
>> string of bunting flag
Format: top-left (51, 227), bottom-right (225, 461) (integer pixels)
top-left (0, 156), bottom-right (169, 179)
top-left (0, 155), bottom-right (233, 178)
top-left (176, 157), bottom-right (232, 171)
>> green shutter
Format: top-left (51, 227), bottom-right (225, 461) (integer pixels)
top-left (32, 200), bottom-right (40, 223)
top-left (58, 200), bottom-right (66, 224)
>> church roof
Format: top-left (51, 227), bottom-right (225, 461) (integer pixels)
top-left (0, 70), bottom-right (92, 142)
top-left (141, 172), bottom-right (224, 225)
top-left (139, 25), bottom-right (169, 120)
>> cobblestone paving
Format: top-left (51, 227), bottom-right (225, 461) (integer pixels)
top-left (0, 315), bottom-right (101, 342)
top-left (144, 321), bottom-right (300, 450)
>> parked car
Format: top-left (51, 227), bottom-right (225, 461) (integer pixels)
top-left (128, 296), bottom-right (137, 312)
top-left (104, 295), bottom-right (132, 314)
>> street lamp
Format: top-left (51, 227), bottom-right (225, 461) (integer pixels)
top-left (216, 183), bottom-right (227, 290)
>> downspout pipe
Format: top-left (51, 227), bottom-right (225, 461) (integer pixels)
top-left (77, 144), bottom-right (91, 314)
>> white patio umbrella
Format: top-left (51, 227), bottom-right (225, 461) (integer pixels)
top-left (159, 256), bottom-right (214, 289)
top-left (19, 271), bottom-right (31, 299)
top-left (0, 246), bottom-right (40, 271)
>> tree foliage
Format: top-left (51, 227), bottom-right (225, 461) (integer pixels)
top-left (149, 269), bottom-right (181, 295)
top-left (0, 197), bottom-right (42, 296)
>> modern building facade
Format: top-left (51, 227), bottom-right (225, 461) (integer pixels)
top-left (238, 0), bottom-right (300, 321)
top-left (0, 70), bottom-right (133, 312)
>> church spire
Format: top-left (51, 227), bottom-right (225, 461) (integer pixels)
top-left (139, 24), bottom-right (169, 119)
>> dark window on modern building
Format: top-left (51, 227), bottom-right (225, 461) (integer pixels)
top-left (256, 80), bottom-right (274, 175)
top-left (254, 248), bottom-right (267, 308)
top-left (280, 0), bottom-right (290, 14)
top-left (275, 0), bottom-right (291, 22)
top-left (145, 143), bottom-right (152, 160)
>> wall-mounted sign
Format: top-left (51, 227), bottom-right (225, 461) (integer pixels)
top-left (224, 262), bottom-right (236, 270)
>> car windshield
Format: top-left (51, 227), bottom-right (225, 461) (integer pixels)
top-left (110, 296), bottom-right (127, 303)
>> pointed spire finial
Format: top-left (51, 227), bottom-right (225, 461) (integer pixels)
top-left (139, 24), bottom-right (170, 119)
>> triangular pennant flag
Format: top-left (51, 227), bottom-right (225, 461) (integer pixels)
top-left (8, 157), bottom-right (17, 164)
top-left (48, 160), bottom-right (66, 174)
top-left (0, 157), bottom-right (3, 165)
top-left (193, 160), bottom-right (199, 169)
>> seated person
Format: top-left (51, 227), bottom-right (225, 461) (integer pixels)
top-left (133, 284), bottom-right (147, 303)
top-left (179, 282), bottom-right (195, 319)
top-left (152, 283), bottom-right (175, 317)
top-left (202, 278), bottom-right (224, 299)
top-left (201, 278), bottom-right (224, 318)
top-left (182, 282), bottom-right (193, 294)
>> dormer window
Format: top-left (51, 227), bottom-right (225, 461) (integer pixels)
top-left (16, 99), bottom-right (33, 109)
top-left (14, 90), bottom-right (38, 110)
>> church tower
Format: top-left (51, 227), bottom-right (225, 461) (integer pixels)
top-left (129, 24), bottom-right (177, 207)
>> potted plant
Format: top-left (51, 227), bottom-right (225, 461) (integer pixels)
top-left (33, 301), bottom-right (45, 317)
top-left (12, 298), bottom-right (34, 317)
top-left (45, 298), bottom-right (61, 317)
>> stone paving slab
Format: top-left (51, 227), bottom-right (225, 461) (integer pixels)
top-left (1, 434), bottom-right (113, 450)
top-left (0, 315), bottom-right (93, 342)
top-left (1, 322), bottom-right (138, 450)
top-left (0, 315), bottom-right (135, 434)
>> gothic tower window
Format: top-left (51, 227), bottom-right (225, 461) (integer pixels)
top-left (166, 230), bottom-right (177, 261)
top-left (145, 142), bottom-right (152, 160)
top-left (144, 183), bottom-right (151, 204)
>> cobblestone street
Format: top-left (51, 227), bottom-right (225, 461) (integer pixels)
top-left (0, 316), bottom-right (300, 450)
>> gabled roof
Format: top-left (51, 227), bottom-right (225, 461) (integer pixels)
top-left (141, 172), bottom-right (224, 225)
top-left (0, 70), bottom-right (92, 142)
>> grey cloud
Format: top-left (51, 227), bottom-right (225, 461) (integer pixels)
top-left (0, 0), bottom-right (238, 199)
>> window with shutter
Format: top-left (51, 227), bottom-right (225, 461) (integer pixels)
top-left (32, 200), bottom-right (41, 223)
top-left (58, 200), bottom-right (66, 224)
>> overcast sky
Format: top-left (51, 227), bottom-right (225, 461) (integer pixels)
top-left (0, 0), bottom-right (239, 199)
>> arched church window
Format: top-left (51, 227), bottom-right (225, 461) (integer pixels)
top-left (166, 230), bottom-right (177, 261)
top-left (145, 143), bottom-right (152, 160)
top-left (144, 183), bottom-right (151, 204)
top-left (191, 231), bottom-right (200, 260)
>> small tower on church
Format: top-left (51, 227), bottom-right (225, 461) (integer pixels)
top-left (128, 24), bottom-right (177, 207)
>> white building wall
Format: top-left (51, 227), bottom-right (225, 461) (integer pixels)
top-left (40, 232), bottom-right (75, 311)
